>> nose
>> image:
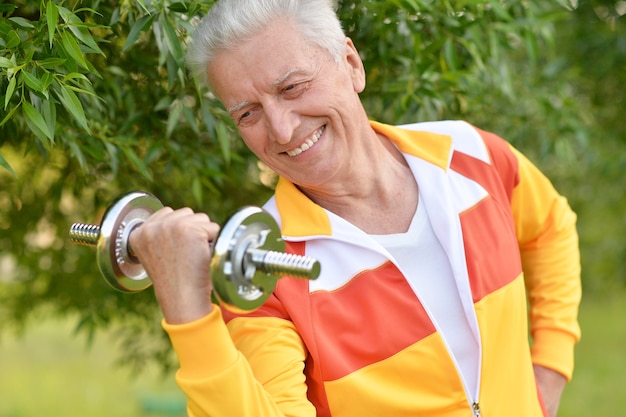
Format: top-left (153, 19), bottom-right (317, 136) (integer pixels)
top-left (264, 101), bottom-right (296, 145)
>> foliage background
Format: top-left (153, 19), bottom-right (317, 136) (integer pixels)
top-left (0, 0), bottom-right (624, 403)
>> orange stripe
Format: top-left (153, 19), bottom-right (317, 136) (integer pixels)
top-left (460, 197), bottom-right (522, 302)
top-left (457, 127), bottom-right (520, 201)
top-left (451, 139), bottom-right (522, 302)
top-left (308, 262), bottom-right (436, 381)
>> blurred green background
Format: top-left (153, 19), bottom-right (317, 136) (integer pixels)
top-left (1, 0), bottom-right (624, 415)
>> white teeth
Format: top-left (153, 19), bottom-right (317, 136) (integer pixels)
top-left (287, 126), bottom-right (324, 157)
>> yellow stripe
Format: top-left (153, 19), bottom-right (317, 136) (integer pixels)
top-left (370, 121), bottom-right (452, 170)
top-left (475, 276), bottom-right (545, 416)
top-left (275, 177), bottom-right (332, 236)
top-left (324, 333), bottom-right (469, 416)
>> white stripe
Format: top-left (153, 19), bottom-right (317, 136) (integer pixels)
top-left (398, 120), bottom-right (490, 165)
top-left (307, 239), bottom-right (388, 293)
top-left (264, 197), bottom-right (391, 293)
top-left (307, 212), bottom-right (390, 293)
top-left (449, 170), bottom-right (489, 213)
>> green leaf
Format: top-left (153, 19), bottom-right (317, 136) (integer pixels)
top-left (191, 176), bottom-right (202, 206)
top-left (524, 30), bottom-right (538, 67)
top-left (110, 7), bottom-right (121, 26)
top-left (160, 13), bottom-right (184, 66)
top-left (58, 85), bottom-right (89, 131)
top-left (64, 84), bottom-right (97, 98)
top-left (9, 17), bottom-right (34, 29)
top-left (60, 30), bottom-right (88, 69)
top-left (21, 71), bottom-right (44, 93)
top-left (0, 104), bottom-right (18, 127)
top-left (121, 146), bottom-right (152, 180)
top-left (135, 0), bottom-right (151, 14)
top-left (4, 76), bottom-right (16, 110)
top-left (104, 142), bottom-right (119, 174)
top-left (0, 152), bottom-right (17, 177)
top-left (63, 72), bottom-right (90, 82)
top-left (123, 13), bottom-right (157, 51)
top-left (154, 95), bottom-right (172, 112)
top-left (66, 140), bottom-right (87, 170)
top-left (182, 104), bottom-right (199, 135)
top-left (56, 5), bottom-right (72, 23)
top-left (168, 2), bottom-right (190, 13)
top-left (23, 101), bottom-right (54, 142)
top-left (47, 1), bottom-right (59, 48)
top-left (41, 97), bottom-right (57, 138)
top-left (443, 37), bottom-right (458, 71)
top-left (166, 100), bottom-right (182, 137)
top-left (6, 30), bottom-right (21, 48)
top-left (0, 4), bottom-right (16, 13)
top-left (40, 72), bottom-right (54, 92)
top-left (24, 47), bottom-right (35, 64)
top-left (200, 99), bottom-right (216, 133)
top-left (166, 53), bottom-right (178, 89)
top-left (216, 120), bottom-right (231, 164)
top-left (37, 57), bottom-right (67, 68)
top-left (0, 57), bottom-right (13, 68)
top-left (68, 23), bottom-right (104, 55)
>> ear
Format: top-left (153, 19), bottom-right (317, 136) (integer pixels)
top-left (344, 37), bottom-right (366, 93)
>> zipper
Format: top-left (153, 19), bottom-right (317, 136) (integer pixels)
top-left (409, 287), bottom-right (483, 417)
top-left (472, 402), bottom-right (482, 417)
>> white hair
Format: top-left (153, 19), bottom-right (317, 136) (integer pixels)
top-left (186, 0), bottom-right (345, 88)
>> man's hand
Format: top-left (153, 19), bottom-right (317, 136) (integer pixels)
top-left (130, 207), bottom-right (221, 324)
top-left (533, 365), bottom-right (567, 417)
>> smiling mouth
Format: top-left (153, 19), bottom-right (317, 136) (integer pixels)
top-left (286, 125), bottom-right (325, 157)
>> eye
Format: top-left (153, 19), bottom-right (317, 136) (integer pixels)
top-left (234, 108), bottom-right (257, 127)
top-left (282, 82), bottom-right (308, 98)
top-left (239, 110), bottom-right (251, 121)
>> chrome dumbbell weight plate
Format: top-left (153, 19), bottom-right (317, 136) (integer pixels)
top-left (98, 192), bottom-right (164, 291)
top-left (211, 207), bottom-right (285, 312)
top-left (213, 207), bottom-right (321, 312)
top-left (70, 191), bottom-right (164, 292)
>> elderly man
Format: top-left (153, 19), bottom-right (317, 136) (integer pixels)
top-left (131, 1), bottom-right (581, 416)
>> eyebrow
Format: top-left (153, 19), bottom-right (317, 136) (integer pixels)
top-left (227, 68), bottom-right (307, 115)
top-left (272, 68), bottom-right (305, 88)
top-left (228, 100), bottom-right (251, 115)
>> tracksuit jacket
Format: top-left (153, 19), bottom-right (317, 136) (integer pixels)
top-left (163, 120), bottom-right (581, 416)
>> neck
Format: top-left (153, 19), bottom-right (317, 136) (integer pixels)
top-left (300, 132), bottom-right (419, 234)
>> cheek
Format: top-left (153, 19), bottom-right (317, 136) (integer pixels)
top-left (240, 129), bottom-right (269, 157)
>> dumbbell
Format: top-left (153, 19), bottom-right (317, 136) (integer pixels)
top-left (69, 191), bottom-right (321, 312)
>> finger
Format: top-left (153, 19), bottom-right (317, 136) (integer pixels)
top-left (181, 215), bottom-right (222, 247)
top-left (148, 206), bottom-right (175, 221)
top-left (152, 206), bottom-right (195, 223)
top-left (143, 207), bottom-right (203, 234)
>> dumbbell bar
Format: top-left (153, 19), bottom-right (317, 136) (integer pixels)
top-left (69, 191), bottom-right (320, 312)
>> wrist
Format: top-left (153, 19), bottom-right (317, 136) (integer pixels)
top-left (155, 284), bottom-right (214, 324)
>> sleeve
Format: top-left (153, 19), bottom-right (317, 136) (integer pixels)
top-left (508, 146), bottom-right (582, 380)
top-left (162, 306), bottom-right (316, 417)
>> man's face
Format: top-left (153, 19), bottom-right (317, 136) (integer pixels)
top-left (207, 18), bottom-right (366, 190)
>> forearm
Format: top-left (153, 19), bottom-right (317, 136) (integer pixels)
top-left (534, 365), bottom-right (567, 417)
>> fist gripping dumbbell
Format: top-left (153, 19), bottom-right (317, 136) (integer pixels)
top-left (69, 191), bottom-right (320, 312)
